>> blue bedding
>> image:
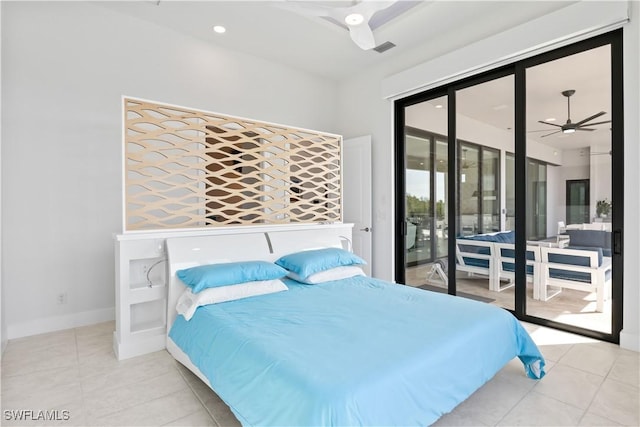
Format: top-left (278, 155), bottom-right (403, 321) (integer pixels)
top-left (169, 276), bottom-right (545, 426)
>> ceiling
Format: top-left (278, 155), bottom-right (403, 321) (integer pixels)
top-left (98, 1), bottom-right (576, 81)
top-left (99, 1), bottom-right (609, 151)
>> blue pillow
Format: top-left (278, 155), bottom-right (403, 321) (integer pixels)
top-left (275, 248), bottom-right (366, 280)
top-left (177, 261), bottom-right (288, 293)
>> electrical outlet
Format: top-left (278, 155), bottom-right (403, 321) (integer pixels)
top-left (57, 292), bottom-right (68, 305)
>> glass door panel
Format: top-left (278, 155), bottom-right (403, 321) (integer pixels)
top-left (405, 132), bottom-right (432, 267)
top-left (459, 143), bottom-right (480, 236)
top-left (527, 160), bottom-right (547, 240)
top-left (525, 44), bottom-right (613, 334)
top-left (482, 148), bottom-right (500, 233)
top-left (435, 139), bottom-right (449, 259)
top-left (403, 95), bottom-right (448, 288)
top-left (505, 153), bottom-right (515, 231)
top-left (455, 75), bottom-right (514, 310)
top-left (566, 179), bottom-right (590, 224)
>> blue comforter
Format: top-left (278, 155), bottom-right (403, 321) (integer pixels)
top-left (169, 276), bottom-right (545, 426)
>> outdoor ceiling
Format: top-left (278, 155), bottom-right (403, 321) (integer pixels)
top-left (456, 44), bottom-right (611, 151)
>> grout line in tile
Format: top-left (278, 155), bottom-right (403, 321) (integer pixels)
top-left (87, 380), bottom-right (191, 423)
top-left (492, 378), bottom-right (533, 427)
top-left (585, 375), bottom-right (640, 426)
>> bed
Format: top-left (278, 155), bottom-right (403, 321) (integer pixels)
top-left (165, 224), bottom-right (545, 426)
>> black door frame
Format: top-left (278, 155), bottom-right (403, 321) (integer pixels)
top-left (566, 179), bottom-right (591, 224)
top-left (394, 29), bottom-right (623, 343)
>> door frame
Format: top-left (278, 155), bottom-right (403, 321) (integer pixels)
top-left (394, 29), bottom-right (624, 344)
top-left (343, 136), bottom-right (373, 276)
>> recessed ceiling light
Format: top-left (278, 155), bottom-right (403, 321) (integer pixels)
top-left (434, 104), bottom-right (443, 109)
top-left (213, 25), bottom-right (226, 34)
top-left (545, 117), bottom-right (556, 122)
top-left (345, 13), bottom-right (364, 26)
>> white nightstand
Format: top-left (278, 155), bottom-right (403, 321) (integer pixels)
top-left (114, 234), bottom-right (167, 360)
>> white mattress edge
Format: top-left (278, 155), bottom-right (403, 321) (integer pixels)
top-left (167, 336), bottom-right (212, 388)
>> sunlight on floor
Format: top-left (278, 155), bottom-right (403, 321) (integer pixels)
top-left (528, 325), bottom-right (600, 346)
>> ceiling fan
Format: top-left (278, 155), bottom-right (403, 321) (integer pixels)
top-left (536, 90), bottom-right (611, 138)
top-left (276, 0), bottom-right (397, 50)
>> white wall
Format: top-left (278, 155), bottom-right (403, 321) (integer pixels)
top-left (336, 71), bottom-right (396, 280)
top-left (620, 0), bottom-right (640, 351)
top-left (337, 2), bottom-right (639, 350)
top-left (0, 1), bottom-right (6, 355)
top-left (1, 2), bottom-right (338, 338)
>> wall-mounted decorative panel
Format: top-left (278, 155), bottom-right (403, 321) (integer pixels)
top-left (123, 98), bottom-right (342, 231)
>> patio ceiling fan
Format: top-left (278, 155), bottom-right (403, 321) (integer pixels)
top-left (276, 0), bottom-right (397, 50)
top-left (536, 90), bottom-right (611, 138)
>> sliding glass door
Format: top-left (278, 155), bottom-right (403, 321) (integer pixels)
top-left (405, 130), bottom-right (432, 267)
top-left (523, 38), bottom-right (620, 335)
top-left (401, 96), bottom-right (448, 287)
top-left (454, 74), bottom-right (515, 310)
top-left (395, 30), bottom-right (623, 343)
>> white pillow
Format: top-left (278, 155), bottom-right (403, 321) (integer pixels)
top-left (176, 279), bottom-right (288, 321)
top-left (287, 265), bottom-right (366, 284)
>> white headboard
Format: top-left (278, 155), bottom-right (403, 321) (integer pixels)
top-left (165, 224), bottom-right (353, 332)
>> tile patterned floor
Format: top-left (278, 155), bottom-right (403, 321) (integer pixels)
top-left (1, 321), bottom-right (638, 426)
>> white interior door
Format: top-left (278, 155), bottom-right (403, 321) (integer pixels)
top-left (343, 136), bottom-right (372, 276)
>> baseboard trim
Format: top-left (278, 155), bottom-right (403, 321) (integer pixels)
top-left (620, 329), bottom-right (640, 352)
top-left (7, 307), bottom-right (115, 340)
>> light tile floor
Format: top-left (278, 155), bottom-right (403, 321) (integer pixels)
top-left (1, 321), bottom-right (638, 426)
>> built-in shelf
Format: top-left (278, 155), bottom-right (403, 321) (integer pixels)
top-left (114, 235), bottom-right (167, 360)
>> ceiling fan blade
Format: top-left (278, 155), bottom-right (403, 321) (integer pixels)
top-left (348, 23), bottom-right (376, 50)
top-left (538, 120), bottom-right (563, 128)
top-left (576, 128), bottom-right (596, 132)
top-left (541, 130), bottom-right (561, 138)
top-left (574, 111), bottom-right (606, 127)
top-left (579, 120), bottom-right (611, 127)
top-left (528, 129), bottom-right (556, 133)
